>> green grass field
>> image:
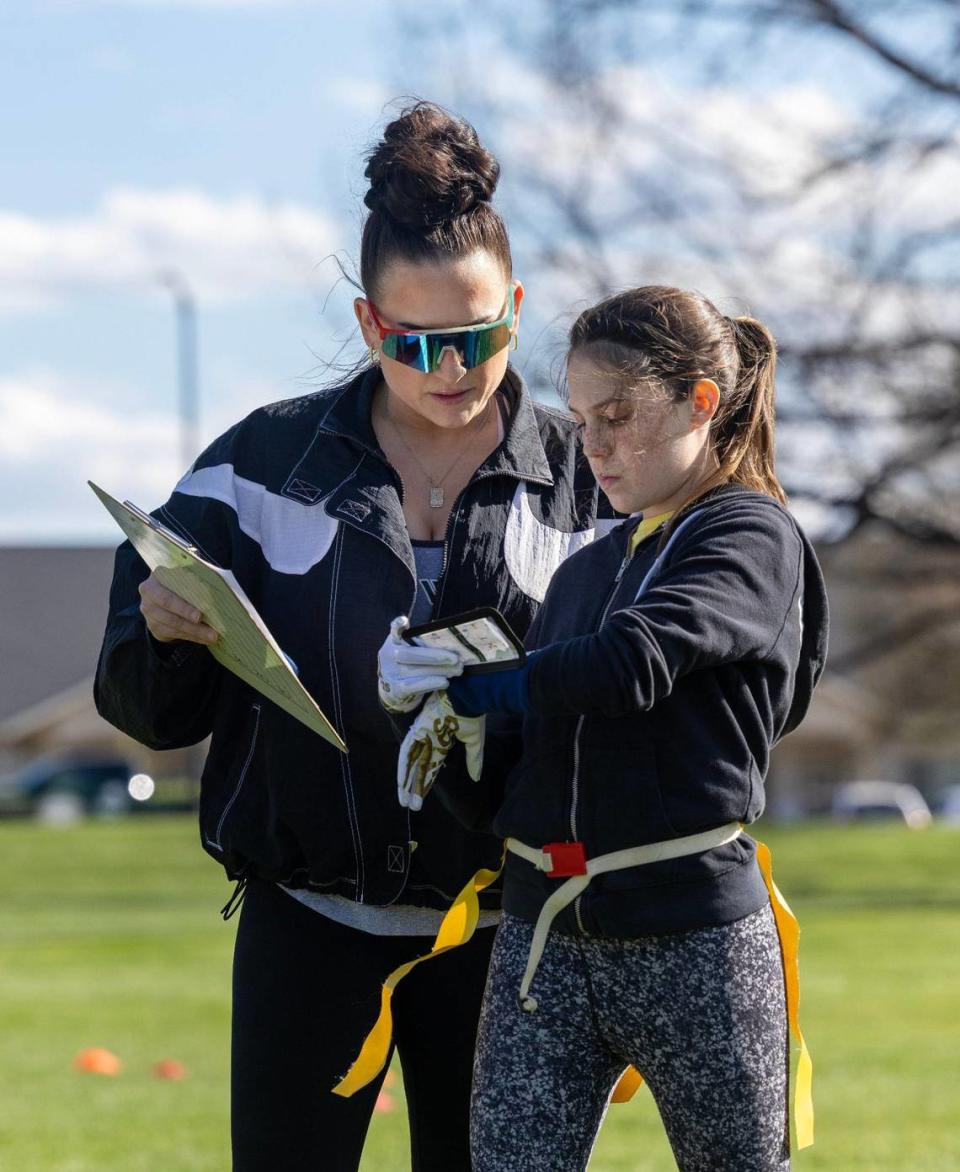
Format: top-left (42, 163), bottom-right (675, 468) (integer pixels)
top-left (0, 816), bottom-right (957, 1171)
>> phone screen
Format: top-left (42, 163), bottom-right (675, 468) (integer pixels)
top-left (412, 616), bottom-right (519, 666)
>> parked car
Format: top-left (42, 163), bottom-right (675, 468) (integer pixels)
top-left (933, 783), bottom-right (960, 825)
top-left (831, 780), bottom-right (932, 829)
top-left (0, 755), bottom-right (154, 822)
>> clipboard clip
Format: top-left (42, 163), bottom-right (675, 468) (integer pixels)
top-left (123, 500), bottom-right (200, 556)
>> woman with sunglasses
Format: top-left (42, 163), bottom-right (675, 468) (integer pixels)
top-left (94, 101), bottom-right (611, 1172)
top-left (385, 286), bottom-right (829, 1170)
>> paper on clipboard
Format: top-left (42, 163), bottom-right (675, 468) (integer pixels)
top-left (89, 481), bottom-right (347, 753)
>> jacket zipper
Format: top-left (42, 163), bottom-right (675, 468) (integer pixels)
top-left (569, 549), bottom-right (632, 932)
top-left (391, 467), bottom-right (421, 608)
top-left (210, 703), bottom-right (261, 851)
top-left (431, 487), bottom-right (467, 618)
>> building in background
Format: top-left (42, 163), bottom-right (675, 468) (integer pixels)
top-left (0, 546), bottom-right (198, 785)
top-left (3, 534), bottom-right (958, 815)
top-left (768, 525), bottom-right (960, 815)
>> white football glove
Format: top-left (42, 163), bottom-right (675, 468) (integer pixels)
top-left (397, 691), bottom-right (486, 811)
top-left (377, 615), bottom-right (463, 714)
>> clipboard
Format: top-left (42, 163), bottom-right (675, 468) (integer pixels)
top-left (90, 481), bottom-right (347, 753)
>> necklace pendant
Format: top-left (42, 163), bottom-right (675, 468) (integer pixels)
top-left (429, 486), bottom-right (444, 509)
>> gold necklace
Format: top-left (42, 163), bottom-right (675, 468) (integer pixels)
top-left (384, 397), bottom-right (497, 509)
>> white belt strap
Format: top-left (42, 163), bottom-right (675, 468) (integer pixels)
top-left (506, 822), bottom-right (743, 1011)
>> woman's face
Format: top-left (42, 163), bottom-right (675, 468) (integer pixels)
top-left (356, 251), bottom-right (523, 432)
top-left (566, 351), bottom-right (717, 516)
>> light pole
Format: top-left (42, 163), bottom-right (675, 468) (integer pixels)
top-left (157, 269), bottom-right (204, 792)
top-left (158, 269), bottom-right (199, 472)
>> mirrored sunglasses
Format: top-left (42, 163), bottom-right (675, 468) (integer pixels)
top-left (367, 285), bottom-right (517, 373)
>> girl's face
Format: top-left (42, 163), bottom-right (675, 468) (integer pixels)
top-left (566, 351), bottom-right (718, 516)
top-left (355, 252), bottom-right (523, 432)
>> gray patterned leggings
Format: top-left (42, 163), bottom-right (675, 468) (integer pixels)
top-left (471, 906), bottom-right (790, 1172)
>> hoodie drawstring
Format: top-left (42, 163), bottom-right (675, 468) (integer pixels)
top-left (220, 869), bottom-right (250, 920)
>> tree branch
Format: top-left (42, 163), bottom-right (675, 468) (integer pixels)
top-left (804, 0), bottom-right (960, 97)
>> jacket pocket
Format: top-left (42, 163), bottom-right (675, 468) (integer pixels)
top-left (204, 702), bottom-right (262, 853)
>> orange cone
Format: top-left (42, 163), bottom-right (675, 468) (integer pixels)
top-left (374, 1090), bottom-right (395, 1113)
top-left (74, 1047), bottom-right (123, 1076)
top-left (152, 1059), bottom-right (188, 1081)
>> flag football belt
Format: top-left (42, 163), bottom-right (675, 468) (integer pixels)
top-left (332, 824), bottom-right (813, 1150)
top-left (506, 822), bottom-right (744, 1012)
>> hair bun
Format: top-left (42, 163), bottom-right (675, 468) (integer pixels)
top-left (364, 101), bottom-right (500, 229)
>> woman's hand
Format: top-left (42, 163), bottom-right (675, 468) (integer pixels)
top-left (397, 692), bottom-right (485, 810)
top-left (377, 615), bottom-right (463, 714)
top-left (139, 572), bottom-right (219, 645)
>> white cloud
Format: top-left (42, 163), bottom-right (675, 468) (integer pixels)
top-left (461, 55), bottom-right (957, 351)
top-left (0, 371), bottom-right (181, 539)
top-left (328, 79), bottom-right (395, 116)
top-left (57, 0), bottom-right (302, 9)
top-left (484, 60), bottom-right (852, 203)
top-left (0, 188), bottom-right (339, 315)
top-left (0, 368), bottom-right (295, 541)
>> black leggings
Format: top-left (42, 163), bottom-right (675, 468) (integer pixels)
top-left (231, 877), bottom-right (495, 1172)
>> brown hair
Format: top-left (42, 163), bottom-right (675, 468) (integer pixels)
top-left (568, 285), bottom-right (786, 522)
top-left (360, 101), bottom-right (512, 302)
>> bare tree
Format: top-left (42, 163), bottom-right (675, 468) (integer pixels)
top-left (397, 0), bottom-right (960, 733)
top-left (403, 0), bottom-right (958, 531)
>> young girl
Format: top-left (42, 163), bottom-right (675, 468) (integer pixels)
top-left (384, 285), bottom-right (828, 1171)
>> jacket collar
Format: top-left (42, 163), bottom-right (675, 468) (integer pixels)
top-left (316, 366), bottom-right (554, 487)
top-left (613, 483), bottom-right (746, 557)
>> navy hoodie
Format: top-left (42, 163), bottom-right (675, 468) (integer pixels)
top-left (439, 485), bottom-right (829, 937)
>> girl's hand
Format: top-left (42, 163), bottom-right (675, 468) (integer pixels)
top-left (138, 572), bottom-right (219, 645)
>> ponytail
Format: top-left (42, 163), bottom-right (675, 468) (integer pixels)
top-left (716, 316), bottom-right (785, 504)
top-left (660, 314), bottom-right (786, 541)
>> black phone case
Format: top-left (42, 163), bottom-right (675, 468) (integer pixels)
top-left (402, 607), bottom-right (526, 675)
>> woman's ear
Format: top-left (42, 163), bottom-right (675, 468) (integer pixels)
top-left (355, 298), bottom-right (378, 349)
top-left (690, 378), bottom-right (720, 429)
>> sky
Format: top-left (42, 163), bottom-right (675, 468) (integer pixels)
top-left (1, 1), bottom-right (418, 543)
top-left (1, 1), bottom-right (947, 544)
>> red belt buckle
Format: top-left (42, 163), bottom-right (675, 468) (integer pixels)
top-left (543, 841), bottom-right (588, 878)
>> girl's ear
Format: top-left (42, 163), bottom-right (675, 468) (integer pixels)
top-left (510, 280), bottom-right (525, 338)
top-left (690, 378), bottom-right (720, 429)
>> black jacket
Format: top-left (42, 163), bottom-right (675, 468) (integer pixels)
top-left (440, 485), bottom-right (829, 935)
top-left (94, 367), bottom-right (612, 908)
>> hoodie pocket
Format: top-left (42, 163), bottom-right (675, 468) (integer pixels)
top-left (204, 703), bottom-right (262, 853)
top-left (579, 740), bottom-right (678, 853)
